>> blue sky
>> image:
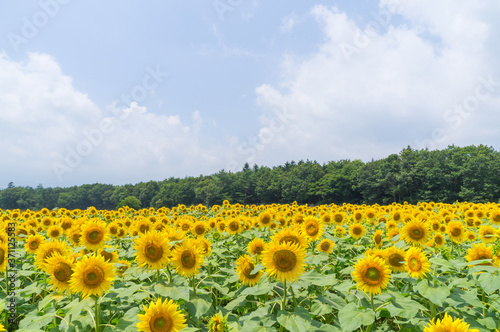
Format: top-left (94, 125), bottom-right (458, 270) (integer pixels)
top-left (1, 0), bottom-right (499, 188)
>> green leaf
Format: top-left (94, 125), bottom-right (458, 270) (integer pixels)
top-left (155, 284), bottom-right (190, 301)
top-left (240, 279), bottom-right (273, 297)
top-left (240, 306), bottom-right (276, 329)
top-left (298, 269), bottom-right (337, 287)
top-left (277, 307), bottom-right (313, 332)
top-left (429, 258), bottom-right (455, 272)
top-left (225, 296), bottom-right (247, 311)
top-left (386, 291), bottom-right (427, 320)
top-left (338, 302), bottom-right (375, 332)
top-left (63, 297), bottom-right (94, 319)
top-left (417, 280), bottom-right (450, 306)
top-left (477, 273), bottom-right (500, 294)
top-left (186, 298), bottom-right (212, 319)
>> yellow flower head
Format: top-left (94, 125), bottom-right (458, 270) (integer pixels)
top-left (405, 247), bottom-right (431, 279)
top-left (137, 297), bottom-right (187, 332)
top-left (352, 255), bottom-right (391, 295)
top-left (134, 232), bottom-right (171, 272)
top-left (423, 313), bottom-right (478, 332)
top-left (235, 254), bottom-right (263, 286)
top-left (69, 254), bottom-right (116, 298)
top-left (170, 239), bottom-right (204, 277)
top-left (262, 241), bottom-right (306, 283)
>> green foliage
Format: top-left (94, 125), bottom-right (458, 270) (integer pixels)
top-left (116, 195), bottom-right (141, 210)
top-left (2, 144), bottom-right (500, 209)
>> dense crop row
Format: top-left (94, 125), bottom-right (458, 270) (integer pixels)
top-left (0, 201), bottom-right (499, 331)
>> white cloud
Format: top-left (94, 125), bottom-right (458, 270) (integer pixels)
top-left (240, 1), bottom-right (500, 168)
top-left (0, 53), bottom-right (228, 187)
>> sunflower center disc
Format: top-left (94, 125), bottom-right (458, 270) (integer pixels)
top-left (195, 226), bottom-right (205, 235)
top-left (51, 231), bottom-right (59, 237)
top-left (366, 267), bottom-right (381, 281)
top-left (411, 229), bottom-right (422, 238)
top-left (181, 251), bottom-right (196, 269)
top-left (353, 227), bottom-right (362, 235)
top-left (243, 263), bottom-right (259, 279)
top-left (55, 263), bottom-right (72, 282)
top-left (273, 249), bottom-right (297, 272)
top-left (145, 244), bottom-right (163, 262)
top-left (452, 228), bottom-right (461, 236)
top-left (374, 234), bottom-right (382, 244)
top-left (229, 222), bottom-right (239, 231)
top-left (0, 249), bottom-right (4, 264)
top-left (409, 257), bottom-right (421, 270)
top-left (150, 313), bottom-right (172, 332)
top-left (29, 241), bottom-right (39, 249)
top-left (88, 230), bottom-right (103, 244)
top-left (389, 254), bottom-right (405, 267)
top-left (307, 224), bottom-right (319, 236)
top-left (84, 266), bottom-right (104, 287)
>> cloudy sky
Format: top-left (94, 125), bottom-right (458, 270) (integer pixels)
top-left (1, 1), bottom-right (499, 189)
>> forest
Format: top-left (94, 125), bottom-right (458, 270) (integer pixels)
top-left (1, 144), bottom-right (499, 210)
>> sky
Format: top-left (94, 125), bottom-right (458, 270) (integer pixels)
top-left (1, 0), bottom-right (499, 189)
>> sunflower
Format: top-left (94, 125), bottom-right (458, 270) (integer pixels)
top-left (69, 254), bottom-right (116, 298)
top-left (80, 219), bottom-right (109, 251)
top-left (97, 246), bottom-right (119, 263)
top-left (479, 225), bottom-right (497, 243)
top-left (373, 230), bottom-right (384, 248)
top-left (432, 233), bottom-right (445, 247)
top-left (192, 220), bottom-right (208, 237)
top-left (302, 217), bottom-right (324, 241)
top-left (333, 212), bottom-right (345, 225)
top-left (107, 221), bottom-right (120, 237)
top-left (0, 242), bottom-right (7, 273)
top-left (193, 237), bottom-right (212, 256)
top-left (208, 312), bottom-right (229, 332)
top-left (247, 238), bottom-right (266, 256)
top-left (137, 297), bottom-right (186, 332)
top-left (47, 225), bottom-right (63, 239)
top-left (170, 240), bottom-right (204, 277)
top-left (227, 218), bottom-right (242, 235)
top-left (405, 247), bottom-right (431, 279)
top-left (334, 226), bottom-right (346, 238)
top-left (24, 234), bottom-right (45, 254)
top-left (134, 232), bottom-right (171, 272)
top-left (271, 226), bottom-right (309, 249)
top-left (67, 227), bottom-right (82, 247)
top-left (115, 259), bottom-right (131, 276)
top-left (0, 322), bottom-right (5, 332)
top-left (423, 313), bottom-right (478, 332)
top-left (364, 248), bottom-right (385, 261)
top-left (46, 253), bottom-right (75, 292)
top-left (35, 239), bottom-right (69, 273)
top-left (349, 223), bottom-right (366, 240)
top-left (465, 243), bottom-right (494, 266)
top-left (400, 219), bottom-right (430, 246)
top-left (352, 256), bottom-right (391, 295)
top-left (447, 221), bottom-right (466, 243)
top-left (259, 211), bottom-right (273, 227)
top-left (317, 238), bottom-right (335, 254)
top-left (236, 254), bottom-right (263, 286)
top-left (489, 210), bottom-right (500, 225)
top-left (262, 241), bottom-right (306, 283)
top-left (384, 247), bottom-right (406, 273)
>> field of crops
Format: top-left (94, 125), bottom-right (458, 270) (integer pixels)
top-left (1, 201), bottom-right (499, 332)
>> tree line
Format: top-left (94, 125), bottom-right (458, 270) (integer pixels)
top-left (1, 145), bottom-right (499, 210)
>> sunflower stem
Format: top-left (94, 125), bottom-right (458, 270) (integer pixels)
top-left (282, 279), bottom-right (287, 310)
top-left (166, 265), bottom-right (173, 283)
top-left (370, 293), bottom-right (375, 311)
top-left (192, 276), bottom-right (197, 297)
top-left (94, 296), bottom-right (101, 332)
top-left (156, 269), bottom-right (161, 284)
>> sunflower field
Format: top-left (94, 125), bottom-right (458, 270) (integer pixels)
top-left (1, 201), bottom-right (500, 332)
